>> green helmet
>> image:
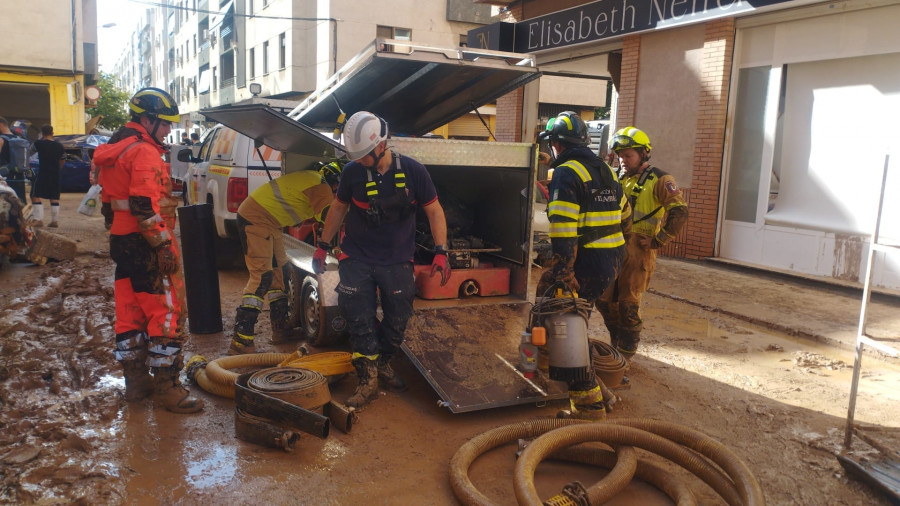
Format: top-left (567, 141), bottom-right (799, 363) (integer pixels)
top-left (538, 111), bottom-right (590, 147)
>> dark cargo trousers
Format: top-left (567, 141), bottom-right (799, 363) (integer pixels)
top-left (336, 258), bottom-right (415, 362)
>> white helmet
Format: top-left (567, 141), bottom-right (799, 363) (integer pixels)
top-left (342, 111), bottom-right (388, 160)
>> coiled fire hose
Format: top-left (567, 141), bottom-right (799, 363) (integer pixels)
top-left (588, 339), bottom-right (628, 389)
top-left (450, 418), bottom-right (764, 506)
top-left (185, 351), bottom-right (353, 399)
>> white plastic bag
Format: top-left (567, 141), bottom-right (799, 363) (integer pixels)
top-left (77, 184), bottom-right (102, 216)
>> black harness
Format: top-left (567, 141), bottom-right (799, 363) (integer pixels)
top-left (361, 153), bottom-right (417, 228)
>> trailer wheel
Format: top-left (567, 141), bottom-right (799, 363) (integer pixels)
top-left (283, 265), bottom-right (303, 329)
top-left (301, 276), bottom-right (324, 345)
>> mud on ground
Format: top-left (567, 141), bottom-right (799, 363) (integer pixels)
top-left (1, 196), bottom-right (899, 505)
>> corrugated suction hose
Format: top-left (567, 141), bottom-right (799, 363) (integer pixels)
top-left (449, 418), bottom-right (764, 506)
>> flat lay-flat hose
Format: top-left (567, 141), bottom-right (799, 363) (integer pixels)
top-left (449, 417), bottom-right (764, 506)
top-left (589, 339), bottom-right (628, 388)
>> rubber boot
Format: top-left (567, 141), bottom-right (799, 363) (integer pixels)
top-left (230, 306), bottom-right (259, 355)
top-left (557, 385), bottom-right (607, 421)
top-left (376, 357), bottom-right (408, 392)
top-left (152, 358), bottom-right (204, 414)
top-left (121, 360), bottom-right (154, 402)
top-left (269, 297), bottom-right (292, 344)
top-left (346, 358), bottom-right (379, 409)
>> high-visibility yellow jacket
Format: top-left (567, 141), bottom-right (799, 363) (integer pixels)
top-left (247, 170), bottom-right (333, 227)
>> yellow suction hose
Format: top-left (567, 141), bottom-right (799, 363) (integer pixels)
top-left (450, 418), bottom-right (764, 506)
top-left (554, 445), bottom-right (698, 505)
top-left (185, 351), bottom-right (353, 399)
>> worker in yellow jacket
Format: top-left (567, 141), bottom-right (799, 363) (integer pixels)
top-left (229, 169), bottom-right (335, 355)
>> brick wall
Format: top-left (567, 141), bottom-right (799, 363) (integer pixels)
top-left (615, 35), bottom-right (641, 128)
top-left (684, 18), bottom-right (735, 259)
top-left (495, 87), bottom-right (525, 142)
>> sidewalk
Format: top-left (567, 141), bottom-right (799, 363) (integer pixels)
top-left (650, 257), bottom-right (900, 354)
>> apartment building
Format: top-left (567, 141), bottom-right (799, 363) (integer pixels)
top-left (111, 0), bottom-right (611, 142)
top-left (0, 0), bottom-right (99, 137)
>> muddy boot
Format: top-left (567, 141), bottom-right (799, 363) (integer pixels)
top-left (122, 360), bottom-right (154, 402)
top-left (376, 357), bottom-right (408, 392)
top-left (114, 331), bottom-right (153, 401)
top-left (269, 297), bottom-right (293, 344)
top-left (617, 330), bottom-right (640, 361)
top-left (230, 307), bottom-right (259, 355)
top-left (558, 385), bottom-right (607, 421)
top-left (152, 359), bottom-right (204, 414)
top-left (346, 358), bottom-right (379, 409)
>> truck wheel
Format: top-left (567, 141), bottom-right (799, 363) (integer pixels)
top-left (283, 265), bottom-right (303, 329)
top-left (301, 276), bottom-right (325, 346)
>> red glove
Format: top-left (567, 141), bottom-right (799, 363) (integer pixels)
top-left (156, 241), bottom-right (180, 275)
top-left (430, 246), bottom-right (451, 286)
top-left (312, 242), bottom-right (330, 274)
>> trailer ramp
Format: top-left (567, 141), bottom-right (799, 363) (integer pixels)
top-left (402, 303), bottom-right (568, 413)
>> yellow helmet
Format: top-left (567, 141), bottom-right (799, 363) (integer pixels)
top-left (129, 87), bottom-right (180, 123)
top-left (609, 127), bottom-right (651, 153)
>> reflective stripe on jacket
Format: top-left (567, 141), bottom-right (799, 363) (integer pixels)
top-left (244, 170), bottom-right (333, 227)
top-left (548, 158), bottom-right (629, 249)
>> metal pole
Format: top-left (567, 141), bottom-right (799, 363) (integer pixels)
top-left (843, 154), bottom-right (890, 449)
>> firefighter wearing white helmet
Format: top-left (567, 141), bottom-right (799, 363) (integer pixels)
top-left (598, 126), bottom-right (688, 361)
top-left (313, 111), bottom-right (450, 409)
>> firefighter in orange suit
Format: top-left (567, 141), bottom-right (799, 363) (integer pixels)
top-left (92, 87), bottom-right (202, 414)
top-left (599, 127), bottom-right (688, 360)
top-left (229, 169), bottom-right (335, 355)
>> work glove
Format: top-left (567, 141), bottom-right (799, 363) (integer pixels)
top-left (312, 241), bottom-right (330, 275)
top-left (430, 246), bottom-right (451, 286)
top-left (156, 241), bottom-right (180, 275)
top-left (100, 202), bottom-right (113, 230)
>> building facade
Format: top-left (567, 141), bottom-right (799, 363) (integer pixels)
top-left (0, 0), bottom-right (99, 137)
top-left (478, 0), bottom-right (900, 291)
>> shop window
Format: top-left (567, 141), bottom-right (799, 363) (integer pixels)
top-left (724, 66), bottom-right (770, 223)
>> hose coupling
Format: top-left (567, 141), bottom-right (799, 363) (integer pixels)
top-left (184, 355), bottom-right (208, 384)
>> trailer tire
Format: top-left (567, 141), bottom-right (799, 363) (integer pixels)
top-left (283, 265), bottom-right (303, 329)
top-left (301, 276), bottom-right (324, 346)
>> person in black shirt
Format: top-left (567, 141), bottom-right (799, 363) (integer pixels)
top-left (30, 124), bottom-right (65, 227)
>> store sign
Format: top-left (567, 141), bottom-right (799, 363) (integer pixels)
top-left (469, 0), bottom-right (798, 53)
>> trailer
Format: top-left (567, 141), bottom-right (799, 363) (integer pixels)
top-left (200, 39), bottom-right (567, 413)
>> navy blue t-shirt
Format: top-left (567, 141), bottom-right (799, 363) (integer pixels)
top-left (336, 153), bottom-right (437, 265)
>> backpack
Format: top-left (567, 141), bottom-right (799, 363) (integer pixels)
top-left (0, 134), bottom-right (32, 179)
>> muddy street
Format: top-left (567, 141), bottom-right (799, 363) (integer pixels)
top-left (1, 195), bottom-right (899, 505)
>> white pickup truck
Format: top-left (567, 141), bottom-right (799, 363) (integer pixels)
top-left (179, 99), bottom-right (297, 267)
